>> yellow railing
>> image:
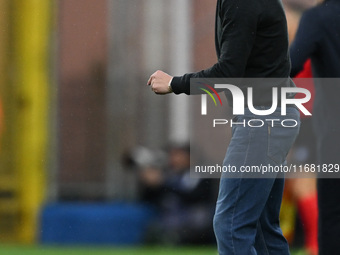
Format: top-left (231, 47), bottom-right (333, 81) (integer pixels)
top-left (0, 0), bottom-right (53, 243)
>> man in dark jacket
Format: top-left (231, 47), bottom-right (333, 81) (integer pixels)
top-left (147, 0), bottom-right (299, 254)
top-left (290, 0), bottom-right (340, 254)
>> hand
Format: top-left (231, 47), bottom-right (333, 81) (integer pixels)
top-left (147, 70), bottom-right (173, 94)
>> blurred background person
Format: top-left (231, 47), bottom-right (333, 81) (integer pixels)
top-left (281, 2), bottom-right (319, 255)
top-left (286, 62), bottom-right (318, 255)
top-left (124, 144), bottom-right (216, 245)
top-left (289, 0), bottom-right (340, 254)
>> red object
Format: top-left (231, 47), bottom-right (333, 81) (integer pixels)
top-left (297, 193), bottom-right (319, 255)
top-left (293, 59), bottom-right (315, 118)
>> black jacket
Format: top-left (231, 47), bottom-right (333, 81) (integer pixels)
top-left (171, 0), bottom-right (294, 106)
top-left (290, 0), bottom-right (340, 78)
top-left (290, 0), bottom-right (340, 131)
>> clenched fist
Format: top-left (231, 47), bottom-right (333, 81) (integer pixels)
top-left (147, 70), bottom-right (173, 94)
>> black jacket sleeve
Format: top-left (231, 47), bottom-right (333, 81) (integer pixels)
top-left (290, 9), bottom-right (322, 77)
top-left (171, 0), bottom-right (259, 94)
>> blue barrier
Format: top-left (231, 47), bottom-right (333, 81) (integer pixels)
top-left (40, 203), bottom-right (157, 245)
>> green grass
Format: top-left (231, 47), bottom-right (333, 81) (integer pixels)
top-left (0, 245), bottom-right (216, 255)
top-left (0, 245), bottom-right (307, 255)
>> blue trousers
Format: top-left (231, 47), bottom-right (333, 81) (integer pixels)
top-left (213, 107), bottom-right (300, 255)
